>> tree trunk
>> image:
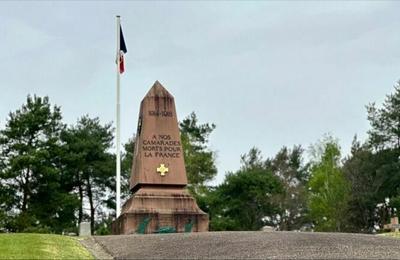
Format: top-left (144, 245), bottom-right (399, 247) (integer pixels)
top-left (78, 174), bottom-right (84, 224)
top-left (21, 187), bottom-right (28, 212)
top-left (21, 168), bottom-right (31, 213)
top-left (86, 177), bottom-right (95, 235)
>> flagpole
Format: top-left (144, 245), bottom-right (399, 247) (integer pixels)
top-left (116, 15), bottom-right (121, 218)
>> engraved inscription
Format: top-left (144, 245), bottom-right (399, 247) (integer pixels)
top-left (143, 134), bottom-right (181, 158)
top-left (148, 110), bottom-right (173, 117)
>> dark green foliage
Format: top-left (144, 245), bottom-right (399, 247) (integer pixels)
top-left (180, 112), bottom-right (217, 192)
top-left (120, 137), bottom-right (135, 201)
top-left (0, 96), bottom-right (115, 234)
top-left (0, 97), bottom-right (215, 233)
top-left (0, 185), bottom-right (15, 230)
top-left (208, 167), bottom-right (283, 231)
top-left (0, 95), bottom-right (78, 232)
top-left (342, 137), bottom-right (378, 232)
top-left (61, 116), bottom-right (114, 234)
top-left (367, 82), bottom-right (400, 151)
top-left (240, 147), bottom-right (266, 171)
top-left (265, 145), bottom-right (309, 231)
top-left (342, 83), bottom-right (400, 232)
top-left (367, 82), bottom-right (400, 202)
top-left (4, 81), bottom-right (400, 234)
top-left (93, 215), bottom-right (114, 235)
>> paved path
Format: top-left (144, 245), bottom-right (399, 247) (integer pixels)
top-left (92, 231), bottom-right (400, 259)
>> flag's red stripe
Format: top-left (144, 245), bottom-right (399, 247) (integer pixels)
top-left (119, 54), bottom-right (125, 74)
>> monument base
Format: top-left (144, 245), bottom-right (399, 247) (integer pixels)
top-left (112, 187), bottom-right (209, 234)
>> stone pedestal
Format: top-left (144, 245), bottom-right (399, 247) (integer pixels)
top-left (112, 81), bottom-right (209, 234)
top-left (112, 187), bottom-right (208, 234)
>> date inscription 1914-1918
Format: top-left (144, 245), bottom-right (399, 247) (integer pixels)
top-left (149, 110), bottom-right (172, 117)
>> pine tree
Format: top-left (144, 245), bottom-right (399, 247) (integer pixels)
top-left (367, 82), bottom-right (400, 151)
top-left (61, 116), bottom-right (114, 234)
top-left (180, 112), bottom-right (217, 192)
top-left (0, 95), bottom-right (78, 232)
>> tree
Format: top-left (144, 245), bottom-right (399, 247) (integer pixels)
top-left (180, 112), bottom-right (217, 192)
top-left (364, 82), bottom-right (400, 228)
top-left (61, 116), bottom-right (114, 234)
top-left (367, 82), bottom-right (400, 151)
top-left (266, 145), bottom-right (309, 231)
top-left (307, 137), bottom-right (350, 232)
top-left (240, 147), bottom-right (266, 171)
top-left (342, 136), bottom-right (387, 232)
top-left (209, 167), bottom-right (283, 231)
top-left (207, 147), bottom-right (283, 231)
top-left (0, 95), bottom-right (78, 232)
top-left (237, 146), bottom-right (310, 231)
top-left (120, 137), bottom-right (135, 204)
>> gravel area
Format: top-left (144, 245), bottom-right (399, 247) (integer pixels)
top-left (93, 231), bottom-right (400, 259)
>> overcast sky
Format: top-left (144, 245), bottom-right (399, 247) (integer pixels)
top-left (1, 1), bottom-right (399, 184)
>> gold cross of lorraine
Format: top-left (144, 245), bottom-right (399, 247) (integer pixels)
top-left (157, 164), bottom-right (169, 176)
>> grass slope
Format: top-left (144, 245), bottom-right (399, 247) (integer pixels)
top-left (0, 233), bottom-right (93, 259)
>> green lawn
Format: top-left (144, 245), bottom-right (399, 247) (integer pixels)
top-left (0, 233), bottom-right (93, 259)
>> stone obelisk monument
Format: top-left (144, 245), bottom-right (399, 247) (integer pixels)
top-left (112, 81), bottom-right (209, 234)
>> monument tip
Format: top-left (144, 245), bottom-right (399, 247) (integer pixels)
top-left (145, 80), bottom-right (173, 98)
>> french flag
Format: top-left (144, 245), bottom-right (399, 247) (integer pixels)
top-left (119, 27), bottom-right (127, 74)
